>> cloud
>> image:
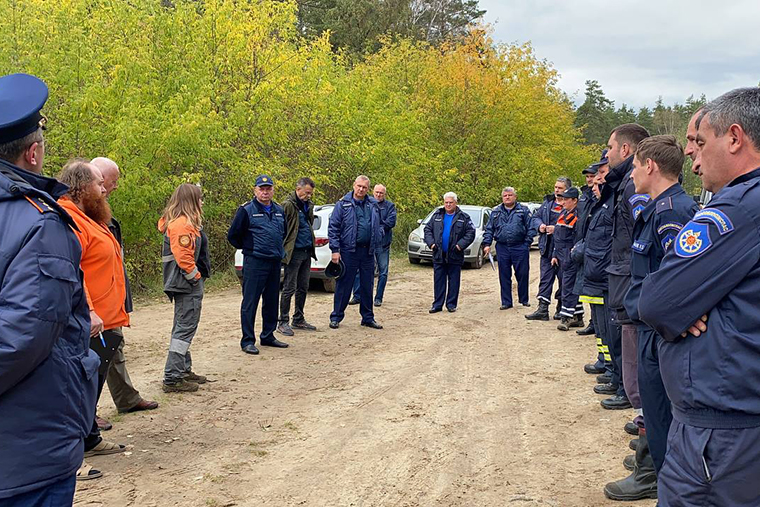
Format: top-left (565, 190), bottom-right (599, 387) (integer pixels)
top-left (478, 0), bottom-right (760, 109)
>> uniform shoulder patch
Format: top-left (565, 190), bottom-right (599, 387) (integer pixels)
top-left (693, 208), bottom-right (734, 235)
top-left (661, 234), bottom-right (676, 251)
top-left (674, 222), bottom-right (712, 258)
top-left (178, 234), bottom-right (192, 247)
top-left (629, 193), bottom-right (649, 220)
top-left (657, 222), bottom-right (684, 235)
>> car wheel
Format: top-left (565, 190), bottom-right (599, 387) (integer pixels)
top-left (470, 246), bottom-right (484, 269)
top-left (322, 278), bottom-right (336, 293)
top-left (409, 256), bottom-right (421, 264)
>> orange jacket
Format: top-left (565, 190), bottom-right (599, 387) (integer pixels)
top-left (158, 216), bottom-right (201, 281)
top-left (59, 198), bottom-right (129, 329)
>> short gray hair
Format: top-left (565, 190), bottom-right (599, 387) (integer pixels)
top-left (701, 87), bottom-right (760, 150)
top-left (355, 174), bottom-right (370, 184)
top-left (502, 186), bottom-right (516, 194)
top-left (556, 177), bottom-right (572, 190)
top-left (443, 191), bottom-right (458, 202)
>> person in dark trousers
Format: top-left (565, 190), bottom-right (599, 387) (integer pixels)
top-left (639, 88), bottom-right (760, 506)
top-left (348, 184), bottom-right (396, 307)
top-left (228, 175), bottom-right (290, 355)
top-left (328, 175), bottom-right (384, 329)
top-left (551, 187), bottom-right (585, 330)
top-left (525, 177), bottom-right (571, 321)
top-left (483, 186), bottom-right (537, 309)
top-left (603, 136), bottom-right (700, 502)
top-left (278, 177), bottom-right (318, 336)
top-left (424, 192), bottom-right (476, 313)
top-left (92, 157), bottom-right (158, 429)
top-left (601, 123), bottom-right (651, 412)
top-left (0, 73), bottom-right (100, 503)
top-left (575, 151), bottom-right (607, 337)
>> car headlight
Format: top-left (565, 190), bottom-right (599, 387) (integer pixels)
top-left (409, 233), bottom-right (421, 242)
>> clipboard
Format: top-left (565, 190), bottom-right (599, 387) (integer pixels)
top-left (89, 329), bottom-right (124, 375)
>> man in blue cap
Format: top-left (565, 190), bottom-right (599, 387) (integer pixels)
top-left (0, 74), bottom-right (100, 504)
top-left (228, 175), bottom-right (290, 354)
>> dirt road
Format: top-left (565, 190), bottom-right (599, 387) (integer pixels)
top-left (75, 251), bottom-right (655, 507)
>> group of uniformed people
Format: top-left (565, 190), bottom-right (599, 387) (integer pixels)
top-left (3, 67), bottom-right (760, 507)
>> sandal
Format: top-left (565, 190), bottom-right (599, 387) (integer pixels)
top-left (84, 439), bottom-right (126, 457)
top-left (76, 461), bottom-right (103, 481)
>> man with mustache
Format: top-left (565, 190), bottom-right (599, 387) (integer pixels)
top-left (58, 159), bottom-right (129, 471)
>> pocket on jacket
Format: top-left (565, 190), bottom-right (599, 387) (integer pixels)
top-left (37, 254), bottom-right (78, 323)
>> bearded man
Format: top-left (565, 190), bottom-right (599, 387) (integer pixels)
top-left (58, 159), bottom-right (128, 473)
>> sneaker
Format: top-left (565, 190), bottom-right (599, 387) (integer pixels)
top-left (277, 323), bottom-right (295, 336)
top-left (374, 300), bottom-right (382, 307)
top-left (292, 321), bottom-right (317, 331)
top-left (163, 379), bottom-right (199, 393)
top-left (184, 371), bottom-right (207, 384)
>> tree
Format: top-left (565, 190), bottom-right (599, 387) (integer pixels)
top-left (574, 80), bottom-right (617, 145)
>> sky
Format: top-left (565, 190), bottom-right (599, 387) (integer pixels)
top-left (477, 0), bottom-right (760, 110)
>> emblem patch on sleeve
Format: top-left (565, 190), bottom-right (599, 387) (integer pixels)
top-left (179, 235), bottom-right (192, 247)
top-left (661, 234), bottom-right (676, 251)
top-left (674, 222), bottom-right (712, 258)
top-left (629, 194), bottom-right (650, 220)
top-left (693, 208), bottom-right (734, 235)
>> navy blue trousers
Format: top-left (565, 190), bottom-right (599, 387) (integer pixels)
top-left (536, 254), bottom-right (561, 305)
top-left (659, 422), bottom-right (760, 506)
top-left (557, 249), bottom-right (582, 317)
top-left (0, 474), bottom-right (76, 507)
top-left (603, 291), bottom-right (625, 396)
top-left (241, 256), bottom-right (280, 347)
top-left (637, 327), bottom-right (671, 472)
top-left (432, 261), bottom-right (462, 310)
top-left (331, 246), bottom-right (375, 324)
top-left (496, 243), bottom-right (530, 307)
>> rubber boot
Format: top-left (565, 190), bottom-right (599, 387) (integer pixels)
top-left (603, 431), bottom-right (658, 501)
top-left (525, 301), bottom-right (550, 321)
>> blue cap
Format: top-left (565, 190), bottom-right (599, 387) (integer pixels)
top-left (325, 259), bottom-right (345, 279)
top-left (255, 174), bottom-right (274, 187)
top-left (0, 74), bottom-right (49, 144)
top-left (561, 187), bottom-right (580, 199)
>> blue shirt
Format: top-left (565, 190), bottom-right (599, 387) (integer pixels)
top-left (354, 198), bottom-right (371, 246)
top-left (442, 212), bottom-right (455, 252)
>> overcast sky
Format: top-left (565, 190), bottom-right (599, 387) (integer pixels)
top-left (478, 0), bottom-right (760, 109)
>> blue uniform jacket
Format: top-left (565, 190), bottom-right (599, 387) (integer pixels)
top-left (0, 159), bottom-right (99, 499)
top-left (579, 186), bottom-right (615, 296)
top-left (624, 183), bottom-right (699, 324)
top-left (639, 168), bottom-right (760, 429)
top-left (377, 199), bottom-right (397, 249)
top-left (328, 192), bottom-right (384, 254)
top-left (483, 202), bottom-right (536, 247)
top-left (533, 194), bottom-right (563, 257)
top-left (423, 207), bottom-right (476, 265)
top-left (227, 198), bottom-right (287, 260)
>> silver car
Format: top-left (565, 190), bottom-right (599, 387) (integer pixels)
top-left (407, 205), bottom-right (494, 269)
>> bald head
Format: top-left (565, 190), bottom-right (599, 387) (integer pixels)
top-left (91, 157), bottom-right (120, 197)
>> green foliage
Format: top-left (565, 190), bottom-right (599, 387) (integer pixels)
top-left (0, 0), bottom-right (592, 289)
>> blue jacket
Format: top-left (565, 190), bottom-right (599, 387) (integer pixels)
top-left (376, 199), bottom-right (397, 249)
top-left (579, 186), bottom-right (614, 296)
top-left (639, 168), bottom-right (760, 429)
top-left (0, 159), bottom-right (99, 499)
top-left (227, 199), bottom-right (287, 260)
top-left (423, 207), bottom-right (476, 265)
top-left (483, 202), bottom-right (536, 247)
top-left (533, 194), bottom-right (563, 257)
top-left (624, 183), bottom-right (699, 324)
top-left (328, 192), bottom-right (384, 254)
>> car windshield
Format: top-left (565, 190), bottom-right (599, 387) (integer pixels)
top-left (422, 207), bottom-right (482, 228)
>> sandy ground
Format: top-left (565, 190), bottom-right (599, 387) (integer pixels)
top-left (75, 251), bottom-right (656, 507)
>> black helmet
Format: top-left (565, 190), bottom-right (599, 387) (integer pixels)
top-left (324, 259), bottom-right (345, 279)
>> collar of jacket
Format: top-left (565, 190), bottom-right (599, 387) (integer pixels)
top-left (253, 198), bottom-right (279, 213)
top-left (341, 191), bottom-right (376, 206)
top-left (605, 155), bottom-right (634, 188)
top-left (287, 191), bottom-right (310, 211)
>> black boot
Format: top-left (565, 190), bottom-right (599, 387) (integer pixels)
top-left (525, 301), bottom-right (550, 321)
top-left (603, 432), bottom-right (658, 501)
top-left (553, 300), bottom-right (562, 320)
top-left (576, 319), bottom-right (595, 335)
